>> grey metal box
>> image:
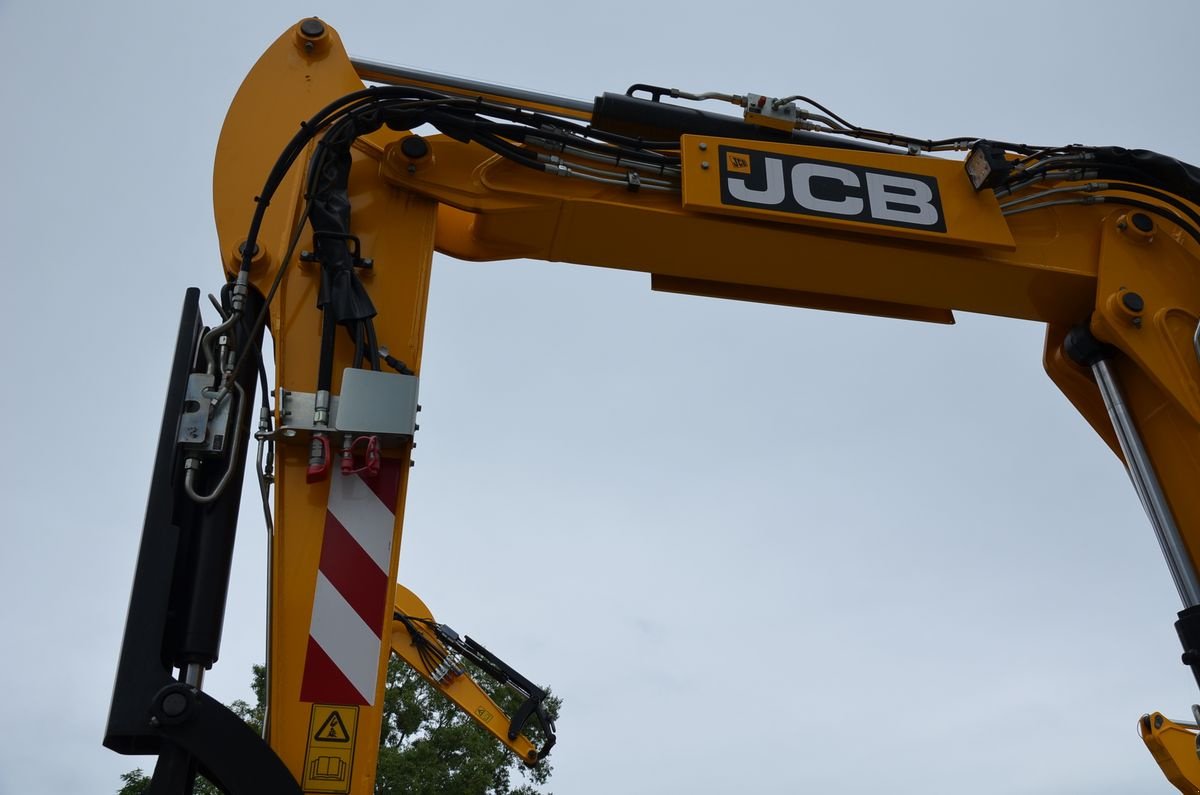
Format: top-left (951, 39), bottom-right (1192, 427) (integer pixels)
top-left (335, 368), bottom-right (419, 436)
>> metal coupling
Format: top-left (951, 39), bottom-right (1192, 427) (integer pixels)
top-left (430, 658), bottom-right (461, 684)
top-left (306, 433), bottom-right (331, 483)
top-left (527, 134), bottom-right (564, 153)
top-left (218, 335), bottom-right (237, 384)
top-left (230, 270), bottom-right (250, 314)
top-left (313, 390), bottom-right (331, 427)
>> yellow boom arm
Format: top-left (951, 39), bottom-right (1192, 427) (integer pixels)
top-left (199, 18), bottom-right (1200, 795)
top-left (390, 585), bottom-right (543, 766)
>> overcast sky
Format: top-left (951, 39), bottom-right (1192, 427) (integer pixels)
top-left (3, 1), bottom-right (1200, 793)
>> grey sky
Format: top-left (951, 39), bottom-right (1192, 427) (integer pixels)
top-left (2, 1), bottom-right (1199, 793)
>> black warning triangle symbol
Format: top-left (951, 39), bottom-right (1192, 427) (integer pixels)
top-left (314, 710), bottom-right (351, 743)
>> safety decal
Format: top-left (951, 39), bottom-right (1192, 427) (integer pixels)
top-left (302, 704), bottom-right (359, 794)
top-left (300, 459), bottom-right (403, 706)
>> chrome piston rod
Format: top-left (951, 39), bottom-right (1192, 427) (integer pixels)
top-left (184, 662), bottom-right (205, 690)
top-left (1092, 358), bottom-right (1200, 607)
top-left (351, 57), bottom-right (594, 116)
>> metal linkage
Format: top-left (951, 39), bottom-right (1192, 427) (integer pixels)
top-left (1090, 357), bottom-right (1200, 607)
top-left (1069, 329), bottom-right (1200, 690)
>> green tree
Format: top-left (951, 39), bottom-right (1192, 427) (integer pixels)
top-left (118, 660), bottom-right (559, 795)
top-left (117, 765), bottom-right (221, 795)
top-left (116, 768), bottom-right (152, 795)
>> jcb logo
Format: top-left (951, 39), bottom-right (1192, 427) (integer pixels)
top-left (726, 152), bottom-right (751, 174)
top-left (719, 148), bottom-right (946, 232)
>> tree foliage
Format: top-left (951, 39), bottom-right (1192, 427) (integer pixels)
top-left (117, 766), bottom-right (221, 795)
top-left (118, 659), bottom-right (559, 795)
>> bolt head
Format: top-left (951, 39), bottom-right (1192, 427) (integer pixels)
top-left (400, 135), bottom-right (430, 160)
top-left (161, 692), bottom-right (189, 718)
top-left (1122, 292), bottom-right (1145, 313)
top-left (299, 18), bottom-right (325, 38)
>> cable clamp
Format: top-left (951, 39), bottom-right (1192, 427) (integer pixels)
top-left (304, 231), bottom-right (374, 269)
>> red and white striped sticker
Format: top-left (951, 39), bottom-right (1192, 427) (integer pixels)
top-left (300, 460), bottom-right (402, 705)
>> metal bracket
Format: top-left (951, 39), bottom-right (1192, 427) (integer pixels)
top-left (178, 373), bottom-right (234, 456)
top-left (266, 368), bottom-right (419, 448)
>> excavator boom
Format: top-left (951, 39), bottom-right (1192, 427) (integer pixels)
top-left (107, 18), bottom-right (1200, 794)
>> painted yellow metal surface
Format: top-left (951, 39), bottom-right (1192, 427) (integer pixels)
top-left (391, 585), bottom-right (541, 766)
top-left (1141, 713), bottom-right (1200, 794)
top-left (1091, 217), bottom-right (1200, 424)
top-left (212, 18), bottom-right (1200, 794)
top-left (380, 134), bottom-right (1101, 325)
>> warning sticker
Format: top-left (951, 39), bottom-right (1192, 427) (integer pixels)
top-left (302, 704), bottom-right (359, 794)
top-left (314, 710), bottom-right (352, 742)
